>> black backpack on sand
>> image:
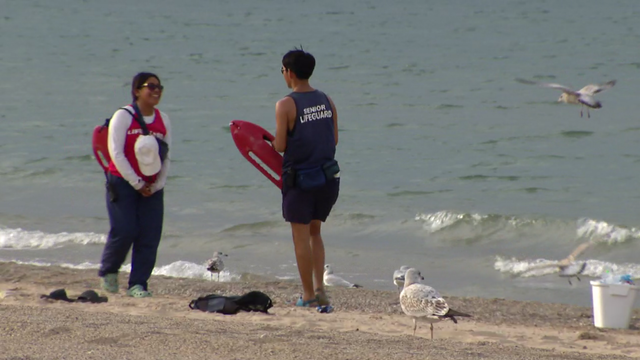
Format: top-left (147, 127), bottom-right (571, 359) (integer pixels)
top-left (188, 291), bottom-right (273, 315)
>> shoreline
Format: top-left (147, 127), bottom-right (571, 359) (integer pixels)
top-left (1, 262), bottom-right (639, 359)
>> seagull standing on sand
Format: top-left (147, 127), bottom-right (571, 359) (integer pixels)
top-left (516, 78), bottom-right (616, 118)
top-left (393, 265), bottom-right (411, 292)
top-left (400, 268), bottom-right (471, 339)
top-left (323, 264), bottom-right (362, 288)
top-left (206, 252), bottom-right (227, 282)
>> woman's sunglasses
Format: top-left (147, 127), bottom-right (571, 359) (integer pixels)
top-left (141, 83), bottom-right (164, 91)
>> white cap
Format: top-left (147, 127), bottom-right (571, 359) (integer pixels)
top-left (134, 135), bottom-right (161, 176)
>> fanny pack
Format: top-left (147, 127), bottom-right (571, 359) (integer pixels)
top-left (286, 159), bottom-right (340, 191)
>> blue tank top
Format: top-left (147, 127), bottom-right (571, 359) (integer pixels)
top-left (282, 90), bottom-right (336, 170)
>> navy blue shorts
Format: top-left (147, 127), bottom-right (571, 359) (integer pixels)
top-left (282, 179), bottom-right (339, 224)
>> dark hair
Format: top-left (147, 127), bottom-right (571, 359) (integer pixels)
top-left (131, 72), bottom-right (161, 101)
top-left (282, 47), bottom-right (315, 80)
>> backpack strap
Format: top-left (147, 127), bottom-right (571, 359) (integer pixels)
top-left (188, 299), bottom-right (199, 310)
top-left (120, 105), bottom-right (150, 135)
top-left (103, 106), bottom-right (148, 132)
top-left (119, 107), bottom-right (134, 117)
top-left (188, 294), bottom-right (219, 311)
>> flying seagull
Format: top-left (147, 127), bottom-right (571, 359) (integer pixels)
top-left (400, 268), bottom-right (471, 339)
top-left (516, 78), bottom-right (616, 118)
top-left (518, 241), bottom-right (593, 285)
top-left (206, 251), bottom-right (227, 281)
top-left (558, 262), bottom-right (588, 285)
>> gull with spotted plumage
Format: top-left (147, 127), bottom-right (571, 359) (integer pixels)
top-left (206, 252), bottom-right (227, 282)
top-left (400, 268), bottom-right (471, 339)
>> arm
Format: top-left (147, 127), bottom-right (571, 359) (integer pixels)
top-left (150, 111), bottom-right (171, 193)
top-left (272, 97), bottom-right (296, 153)
top-left (327, 95), bottom-right (338, 146)
top-left (108, 108), bottom-right (144, 190)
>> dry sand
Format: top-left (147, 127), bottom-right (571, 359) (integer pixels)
top-left (1, 262), bottom-right (639, 359)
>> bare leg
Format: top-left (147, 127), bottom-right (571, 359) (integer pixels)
top-left (291, 222), bottom-right (315, 302)
top-left (580, 105), bottom-right (584, 118)
top-left (413, 319), bottom-right (417, 336)
top-left (587, 108), bottom-right (591, 118)
top-left (310, 220), bottom-right (330, 305)
top-left (430, 323), bottom-right (434, 340)
top-left (310, 220), bottom-right (325, 292)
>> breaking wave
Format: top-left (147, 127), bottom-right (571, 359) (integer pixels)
top-left (0, 227), bottom-right (106, 249)
top-left (494, 256), bottom-right (640, 279)
top-left (415, 210), bottom-right (640, 244)
top-left (0, 259), bottom-right (241, 282)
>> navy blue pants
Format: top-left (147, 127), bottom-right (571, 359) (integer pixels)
top-left (98, 174), bottom-right (164, 290)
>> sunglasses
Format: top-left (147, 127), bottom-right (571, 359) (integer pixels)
top-left (280, 67), bottom-right (287, 74)
top-left (141, 83), bottom-right (164, 91)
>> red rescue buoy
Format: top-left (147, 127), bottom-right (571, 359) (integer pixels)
top-left (230, 120), bottom-right (283, 189)
top-left (92, 124), bottom-right (110, 172)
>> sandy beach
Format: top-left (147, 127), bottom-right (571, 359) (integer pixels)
top-left (1, 262), bottom-right (639, 360)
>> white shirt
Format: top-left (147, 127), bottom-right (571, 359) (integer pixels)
top-left (107, 105), bottom-right (172, 192)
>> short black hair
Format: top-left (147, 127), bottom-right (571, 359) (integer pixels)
top-left (131, 72), bottom-right (160, 101)
top-left (282, 47), bottom-right (315, 80)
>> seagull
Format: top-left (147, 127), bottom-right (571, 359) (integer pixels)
top-left (323, 264), bottom-right (362, 288)
top-left (516, 78), bottom-right (616, 118)
top-left (393, 266), bottom-right (411, 292)
top-left (558, 262), bottom-right (588, 285)
top-left (517, 241), bottom-right (593, 285)
top-left (400, 268), bottom-right (471, 339)
top-left (206, 252), bottom-right (227, 282)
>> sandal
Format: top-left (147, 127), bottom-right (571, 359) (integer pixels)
top-left (100, 273), bottom-right (119, 294)
top-left (126, 284), bottom-right (152, 298)
top-left (315, 289), bottom-right (330, 306)
top-left (295, 296), bottom-right (318, 307)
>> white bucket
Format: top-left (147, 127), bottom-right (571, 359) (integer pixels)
top-left (590, 281), bottom-right (640, 329)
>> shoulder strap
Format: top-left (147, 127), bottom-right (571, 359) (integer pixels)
top-left (120, 105), bottom-right (150, 135)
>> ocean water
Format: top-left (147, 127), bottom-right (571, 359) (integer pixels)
top-left (1, 0), bottom-right (640, 307)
